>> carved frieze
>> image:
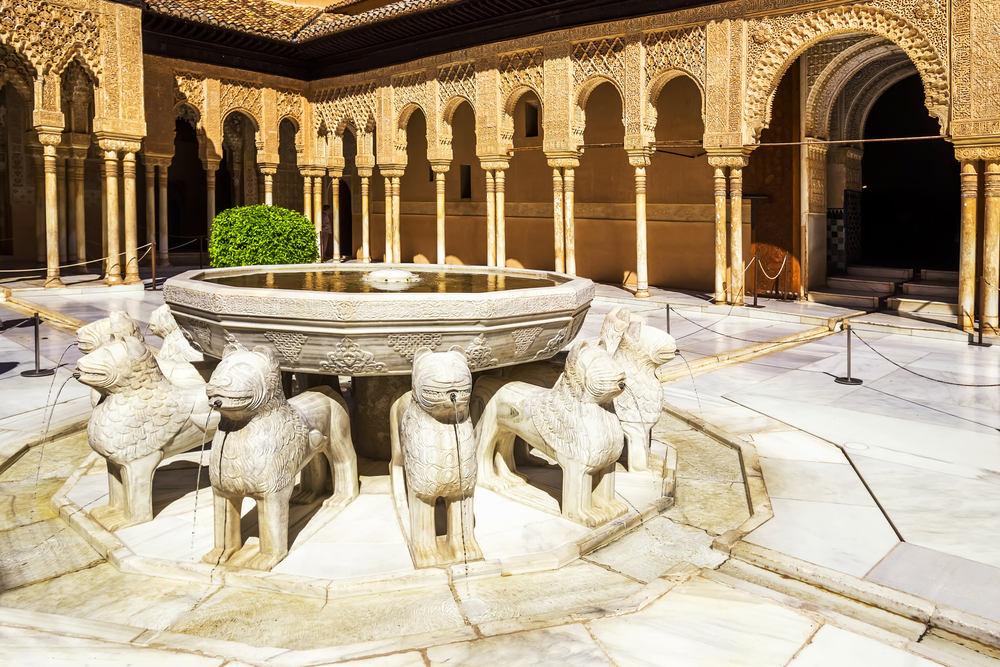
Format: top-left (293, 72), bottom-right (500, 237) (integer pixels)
top-left (387, 333), bottom-right (442, 361)
top-left (264, 331), bottom-right (309, 363)
top-left (320, 337), bottom-right (387, 374)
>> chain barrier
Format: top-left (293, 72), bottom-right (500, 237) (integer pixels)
top-left (0, 243), bottom-right (154, 275)
top-left (848, 328), bottom-right (1000, 388)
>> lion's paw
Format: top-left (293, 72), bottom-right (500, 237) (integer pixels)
top-left (201, 546), bottom-right (238, 566)
top-left (244, 551), bottom-right (284, 571)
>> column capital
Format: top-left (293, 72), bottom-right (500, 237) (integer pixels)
top-left (429, 160), bottom-right (450, 174)
top-left (626, 148), bottom-right (653, 169)
top-left (357, 167), bottom-right (373, 178)
top-left (545, 152), bottom-right (581, 169)
top-left (37, 132), bottom-right (62, 148)
top-left (379, 165), bottom-right (405, 178)
top-left (479, 156), bottom-right (510, 171)
top-left (142, 153), bottom-right (174, 169)
top-left (96, 135), bottom-right (142, 155)
top-left (328, 168), bottom-right (344, 180)
top-left (955, 145), bottom-right (1000, 162)
top-left (259, 165), bottom-right (278, 176)
top-left (706, 152), bottom-right (750, 169)
top-left (203, 159), bottom-right (221, 173)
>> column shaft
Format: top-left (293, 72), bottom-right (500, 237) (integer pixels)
top-left (123, 152), bottom-right (140, 284)
top-left (729, 166), bottom-right (744, 306)
top-left (34, 155), bottom-right (44, 263)
top-left (984, 160), bottom-right (1000, 333)
top-left (564, 168), bottom-right (576, 276)
top-left (72, 160), bottom-right (86, 267)
top-left (43, 144), bottom-right (63, 287)
top-left (158, 166), bottom-right (170, 266)
top-left (361, 175), bottom-right (371, 262)
top-left (552, 168), bottom-right (564, 273)
top-left (383, 176), bottom-right (393, 262)
top-left (56, 157), bottom-right (67, 262)
top-left (314, 176), bottom-right (324, 258)
top-left (435, 170), bottom-right (446, 264)
top-left (392, 176), bottom-right (401, 263)
top-left (486, 170), bottom-right (496, 267)
top-left (206, 167), bottom-right (217, 235)
top-left (635, 165), bottom-right (649, 298)
top-left (331, 176), bottom-right (341, 262)
top-left (495, 170), bottom-right (506, 269)
top-left (303, 174), bottom-right (313, 223)
top-left (263, 170), bottom-right (274, 206)
top-left (713, 166), bottom-right (728, 303)
top-left (145, 163), bottom-right (156, 248)
top-left (104, 150), bottom-right (122, 284)
top-left (959, 160), bottom-right (979, 331)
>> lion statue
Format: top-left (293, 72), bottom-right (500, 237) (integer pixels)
top-left (202, 342), bottom-right (358, 572)
top-left (149, 305), bottom-right (203, 363)
top-left (599, 307), bottom-right (676, 472)
top-left (389, 348), bottom-right (482, 568)
top-left (473, 339), bottom-right (628, 528)
top-left (75, 334), bottom-right (219, 531)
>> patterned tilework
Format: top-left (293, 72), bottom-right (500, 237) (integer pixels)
top-left (827, 208), bottom-right (845, 272)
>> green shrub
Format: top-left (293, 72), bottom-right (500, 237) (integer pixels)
top-left (209, 205), bottom-right (318, 268)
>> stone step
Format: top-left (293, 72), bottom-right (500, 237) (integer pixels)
top-left (827, 276), bottom-right (896, 293)
top-left (808, 287), bottom-right (887, 310)
top-left (902, 280), bottom-right (959, 298)
top-left (920, 268), bottom-right (959, 282)
top-left (846, 266), bottom-right (914, 280)
top-left (888, 296), bottom-right (960, 316)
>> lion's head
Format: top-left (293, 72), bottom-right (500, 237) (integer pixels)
top-left (77, 311), bottom-right (142, 354)
top-left (75, 334), bottom-right (155, 393)
top-left (565, 340), bottom-right (626, 405)
top-left (206, 342), bottom-right (282, 420)
top-left (600, 306), bottom-right (675, 366)
top-left (412, 347), bottom-right (472, 423)
top-left (148, 305), bottom-right (178, 339)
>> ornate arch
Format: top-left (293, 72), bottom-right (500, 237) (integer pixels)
top-left (394, 101), bottom-right (427, 160)
top-left (572, 75), bottom-right (624, 148)
top-left (220, 79), bottom-right (263, 133)
top-left (645, 69), bottom-right (706, 141)
top-left (499, 84), bottom-right (542, 152)
top-left (745, 6), bottom-right (949, 141)
top-left (845, 61), bottom-right (919, 142)
top-left (0, 45), bottom-right (34, 100)
top-left (175, 102), bottom-right (201, 131)
top-left (0, 3), bottom-right (100, 79)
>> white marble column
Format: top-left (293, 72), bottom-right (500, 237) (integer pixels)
top-left (552, 167), bottom-right (564, 273)
top-left (729, 164), bottom-right (745, 306)
top-left (158, 163), bottom-right (170, 267)
top-left (959, 159), bottom-right (978, 331)
top-left (303, 172), bottom-right (313, 223)
top-left (261, 167), bottom-right (276, 206)
top-left (563, 167), bottom-right (576, 276)
top-left (39, 133), bottom-right (64, 288)
top-left (313, 175), bottom-right (324, 248)
top-left (102, 146), bottom-right (122, 285)
top-left (33, 153), bottom-right (45, 264)
top-left (485, 169), bottom-right (496, 267)
top-left (711, 163), bottom-right (728, 303)
top-left (144, 161), bottom-right (156, 249)
top-left (383, 175), bottom-right (393, 262)
top-left (330, 170), bottom-right (342, 262)
top-left (391, 175), bottom-right (401, 263)
top-left (495, 169), bottom-right (506, 269)
top-left (359, 168), bottom-right (372, 262)
top-left (628, 151), bottom-right (651, 298)
top-left (56, 154), bottom-right (68, 263)
top-left (984, 159), bottom-right (1000, 334)
top-left (206, 163), bottom-right (218, 235)
top-left (432, 163), bottom-right (448, 264)
top-left (71, 154), bottom-right (87, 267)
top-left (122, 151), bottom-right (140, 284)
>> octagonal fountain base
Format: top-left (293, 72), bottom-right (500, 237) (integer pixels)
top-left (51, 443), bottom-right (675, 600)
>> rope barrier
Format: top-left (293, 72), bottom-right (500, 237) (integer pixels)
top-left (759, 254), bottom-right (788, 282)
top-left (849, 328), bottom-right (1000, 387)
top-left (670, 307), bottom-right (794, 345)
top-left (166, 237), bottom-right (205, 252)
top-left (0, 243), bottom-right (154, 274)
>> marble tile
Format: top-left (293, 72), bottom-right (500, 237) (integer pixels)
top-left (849, 455), bottom-right (1000, 569)
top-left (787, 624), bottom-right (937, 667)
top-left (454, 561), bottom-right (641, 625)
top-left (745, 498), bottom-right (898, 578)
top-left (866, 542), bottom-right (1000, 624)
top-left (342, 652), bottom-right (428, 667)
top-left (0, 626), bottom-right (226, 666)
top-left (0, 519), bottom-right (105, 592)
top-left (588, 576), bottom-right (819, 667)
top-left (758, 458), bottom-right (876, 506)
top-left (427, 624), bottom-right (613, 666)
top-left (746, 431), bottom-right (846, 464)
top-left (275, 541), bottom-right (415, 580)
top-left (727, 369), bottom-right (864, 406)
top-left (585, 517), bottom-right (726, 583)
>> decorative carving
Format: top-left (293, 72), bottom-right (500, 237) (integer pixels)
top-left (499, 48), bottom-right (544, 100)
top-left (752, 19), bottom-right (775, 45)
top-left (174, 71), bottom-right (204, 116)
top-left (393, 70), bottom-right (427, 123)
top-left (203, 343), bottom-right (359, 571)
top-left (644, 26), bottom-right (706, 86)
top-left (511, 327), bottom-right (543, 356)
top-left (598, 307), bottom-right (676, 473)
top-left (315, 81), bottom-right (377, 134)
top-left (276, 86), bottom-right (303, 124)
top-left (387, 333), bottom-right (442, 361)
top-left (389, 348), bottom-right (482, 568)
top-left (438, 61), bottom-right (476, 109)
top-left (221, 78), bottom-right (263, 126)
top-left (75, 336), bottom-right (218, 532)
top-left (264, 331), bottom-right (309, 363)
top-left (473, 340), bottom-right (628, 527)
top-left (534, 325), bottom-right (569, 360)
top-left (913, 0), bottom-right (940, 19)
top-left (0, 1), bottom-right (100, 77)
top-left (463, 334), bottom-right (497, 370)
top-left (320, 336), bottom-right (387, 374)
top-left (572, 36), bottom-right (626, 93)
top-left (189, 321), bottom-right (212, 352)
top-left (149, 305), bottom-right (204, 363)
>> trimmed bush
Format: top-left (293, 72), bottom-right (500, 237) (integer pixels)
top-left (209, 205), bottom-right (318, 268)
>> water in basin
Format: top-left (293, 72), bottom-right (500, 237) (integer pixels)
top-left (203, 269), bottom-right (563, 294)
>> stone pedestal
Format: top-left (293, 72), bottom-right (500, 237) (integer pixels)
top-left (352, 375), bottom-right (411, 461)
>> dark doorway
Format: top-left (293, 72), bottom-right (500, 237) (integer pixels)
top-left (339, 180), bottom-right (353, 259)
top-left (860, 76), bottom-right (959, 270)
top-left (168, 118), bottom-right (207, 244)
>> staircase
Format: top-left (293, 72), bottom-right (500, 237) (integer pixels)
top-left (889, 269), bottom-right (959, 316)
top-left (809, 267), bottom-right (959, 315)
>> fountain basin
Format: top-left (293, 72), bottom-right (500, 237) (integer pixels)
top-left (163, 264), bottom-right (594, 375)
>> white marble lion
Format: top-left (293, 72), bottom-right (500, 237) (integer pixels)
top-left (473, 339), bottom-right (628, 528)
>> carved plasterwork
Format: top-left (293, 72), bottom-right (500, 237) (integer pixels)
top-left (0, 47), bottom-right (33, 98)
top-left (842, 56), bottom-right (916, 141)
top-left (174, 71), bottom-right (204, 116)
top-left (744, 6), bottom-right (950, 141)
top-left (315, 81), bottom-right (377, 135)
top-left (499, 48), bottom-right (544, 102)
top-left (572, 36), bottom-right (626, 98)
top-left (463, 334), bottom-right (497, 370)
top-left (971, 0), bottom-right (1000, 121)
top-left (438, 61), bottom-right (476, 113)
top-left (320, 337), bottom-right (387, 374)
top-left (221, 78), bottom-right (263, 127)
top-left (393, 71), bottom-right (427, 125)
top-left (644, 26), bottom-right (706, 87)
top-left (0, 0), bottom-right (100, 77)
top-left (511, 327), bottom-right (543, 356)
top-left (387, 333), bottom-right (442, 361)
top-left (276, 87), bottom-right (303, 125)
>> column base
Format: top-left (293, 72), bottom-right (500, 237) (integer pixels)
top-left (634, 289), bottom-right (651, 299)
top-left (44, 276), bottom-right (65, 289)
top-left (157, 254), bottom-right (171, 268)
top-left (104, 275), bottom-right (123, 286)
top-left (123, 275), bottom-right (142, 285)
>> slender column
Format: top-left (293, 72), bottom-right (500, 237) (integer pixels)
top-left (564, 167), bottom-right (576, 276)
top-left (313, 175), bottom-right (324, 253)
top-left (39, 134), bottom-right (64, 288)
top-left (330, 171), bottom-right (342, 262)
top-left (959, 159), bottom-right (979, 331)
top-left (72, 156), bottom-right (87, 267)
top-left (158, 164), bottom-right (170, 266)
top-left (261, 167), bottom-right (276, 206)
top-left (729, 165), bottom-right (745, 306)
top-left (122, 151), bottom-right (140, 285)
top-left (712, 165), bottom-right (728, 303)
top-left (144, 161), bottom-right (156, 248)
top-left (33, 153), bottom-right (45, 264)
top-left (485, 170), bottom-right (496, 267)
top-left (103, 147), bottom-right (122, 285)
top-left (552, 168), bottom-right (565, 273)
top-left (984, 159), bottom-right (1000, 334)
top-left (101, 161), bottom-right (108, 264)
top-left (495, 169), bottom-right (506, 269)
top-left (628, 151), bottom-right (651, 299)
top-left (56, 156), bottom-right (68, 263)
top-left (206, 164), bottom-right (217, 234)
top-left (303, 172), bottom-right (313, 223)
top-left (359, 168), bottom-right (372, 262)
top-left (383, 176), bottom-right (393, 262)
top-left (391, 176), bottom-right (401, 263)
top-left (432, 163), bottom-right (448, 264)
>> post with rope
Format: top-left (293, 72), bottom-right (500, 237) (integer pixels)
top-left (20, 313), bottom-right (55, 378)
top-left (747, 255), bottom-right (763, 308)
top-left (834, 322), bottom-right (863, 386)
top-left (970, 275), bottom-right (992, 348)
top-left (151, 238), bottom-right (157, 291)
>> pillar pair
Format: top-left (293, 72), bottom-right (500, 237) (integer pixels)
top-left (431, 162), bottom-right (449, 264)
top-left (381, 168), bottom-right (404, 263)
top-left (958, 153), bottom-right (1000, 333)
top-left (143, 156), bottom-right (172, 267)
top-left (97, 138), bottom-right (143, 286)
top-left (483, 160), bottom-right (509, 268)
top-left (548, 156), bottom-right (578, 275)
top-left (708, 154), bottom-right (749, 306)
top-left (358, 167), bottom-right (373, 262)
top-left (302, 170), bottom-right (326, 259)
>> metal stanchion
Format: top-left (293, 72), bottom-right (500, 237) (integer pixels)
top-left (665, 304), bottom-right (671, 334)
top-left (20, 313), bottom-right (55, 378)
top-left (151, 238), bottom-right (157, 291)
top-left (970, 275), bottom-right (992, 348)
top-left (747, 255), bottom-right (763, 308)
top-left (834, 323), bottom-right (863, 385)
top-left (198, 236), bottom-right (204, 270)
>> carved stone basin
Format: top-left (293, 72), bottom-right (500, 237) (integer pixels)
top-left (162, 263), bottom-right (594, 376)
